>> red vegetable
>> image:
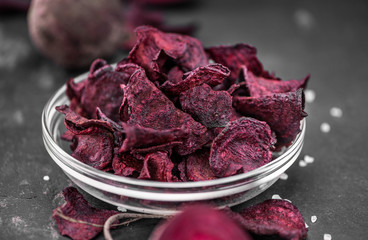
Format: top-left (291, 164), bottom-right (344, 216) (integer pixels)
top-left (209, 117), bottom-right (275, 177)
top-left (53, 187), bottom-right (119, 240)
top-left (235, 199), bottom-right (308, 240)
top-left (233, 89), bottom-right (307, 148)
top-left (150, 205), bottom-right (253, 240)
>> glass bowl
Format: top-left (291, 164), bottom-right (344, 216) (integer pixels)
top-left (42, 69), bottom-right (306, 215)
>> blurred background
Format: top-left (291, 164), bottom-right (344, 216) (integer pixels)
top-left (1, 0), bottom-right (368, 239)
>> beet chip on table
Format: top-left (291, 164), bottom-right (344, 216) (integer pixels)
top-left (53, 187), bottom-right (119, 240)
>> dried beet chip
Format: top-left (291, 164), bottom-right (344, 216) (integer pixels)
top-left (179, 83), bottom-right (232, 128)
top-left (60, 129), bottom-right (75, 142)
top-left (66, 77), bottom-right (87, 117)
top-left (119, 123), bottom-right (186, 153)
top-left (120, 68), bottom-right (208, 155)
top-left (112, 152), bottom-right (143, 177)
top-left (115, 61), bottom-right (142, 76)
top-left (206, 43), bottom-right (276, 89)
top-left (138, 151), bottom-right (178, 182)
top-left (128, 26), bottom-right (208, 81)
top-left (177, 159), bottom-right (188, 182)
top-left (53, 187), bottom-right (119, 240)
top-left (209, 117), bottom-right (275, 178)
top-left (167, 65), bottom-right (184, 84)
top-left (160, 63), bottom-right (230, 96)
top-left (80, 60), bottom-right (130, 121)
top-left (240, 66), bottom-right (309, 97)
top-left (66, 59), bottom-right (131, 121)
top-left (56, 105), bottom-right (114, 135)
top-left (236, 199), bottom-right (308, 240)
top-left (185, 149), bottom-right (217, 181)
top-left (71, 128), bottom-right (114, 170)
top-left (150, 205), bottom-right (252, 240)
top-left (233, 89), bottom-right (307, 148)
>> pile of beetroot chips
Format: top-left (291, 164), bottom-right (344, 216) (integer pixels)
top-left (57, 25), bottom-right (309, 182)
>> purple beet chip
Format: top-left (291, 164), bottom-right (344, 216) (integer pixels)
top-left (128, 25), bottom-right (208, 82)
top-left (240, 66), bottom-right (309, 97)
top-left (233, 89), bottom-right (307, 148)
top-left (112, 152), bottom-right (143, 177)
top-left (206, 43), bottom-right (276, 89)
top-left (120, 68), bottom-right (208, 156)
top-left (138, 151), bottom-right (178, 182)
top-left (184, 149), bottom-right (217, 181)
top-left (53, 187), bottom-right (119, 240)
top-left (160, 63), bottom-right (230, 96)
top-left (179, 83), bottom-right (232, 128)
top-left (209, 117), bottom-right (275, 178)
top-left (56, 105), bottom-right (114, 170)
top-left (236, 199), bottom-right (308, 240)
top-left (67, 59), bottom-right (131, 121)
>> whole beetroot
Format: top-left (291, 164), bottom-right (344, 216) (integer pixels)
top-left (28, 0), bottom-right (126, 68)
top-left (149, 205), bottom-right (252, 240)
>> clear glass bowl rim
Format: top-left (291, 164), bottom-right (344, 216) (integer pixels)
top-left (41, 67), bottom-right (306, 190)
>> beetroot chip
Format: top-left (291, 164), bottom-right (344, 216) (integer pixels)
top-left (70, 129), bottom-right (114, 170)
top-left (209, 117), bottom-right (275, 178)
top-left (120, 68), bottom-right (208, 155)
top-left (112, 152), bottom-right (143, 177)
top-left (138, 151), bottom-right (178, 182)
top-left (56, 105), bottom-right (114, 170)
top-left (67, 59), bottom-right (130, 121)
top-left (160, 63), bottom-right (230, 96)
top-left (150, 205), bottom-right (252, 240)
top-left (233, 89), bottom-right (307, 148)
top-left (53, 187), bottom-right (119, 240)
top-left (179, 83), bottom-right (232, 128)
top-left (185, 149), bottom-right (217, 181)
top-left (236, 199), bottom-right (308, 240)
top-left (128, 26), bottom-right (208, 81)
top-left (119, 123), bottom-right (186, 153)
top-left (240, 66), bottom-right (309, 97)
top-left (206, 43), bottom-right (275, 89)
top-left (56, 105), bottom-right (114, 134)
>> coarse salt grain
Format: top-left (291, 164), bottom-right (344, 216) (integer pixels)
top-left (320, 122), bottom-right (331, 133)
top-left (304, 89), bottom-right (316, 103)
top-left (43, 175), bottom-right (50, 181)
top-left (299, 160), bottom-right (307, 167)
top-left (330, 107), bottom-right (343, 118)
top-left (117, 206), bottom-right (127, 212)
top-left (304, 155), bottom-right (314, 164)
top-left (272, 194), bottom-right (282, 200)
top-left (324, 233), bottom-right (332, 240)
top-left (305, 222), bottom-right (309, 228)
top-left (280, 173), bottom-right (288, 180)
top-left (311, 215), bottom-right (317, 223)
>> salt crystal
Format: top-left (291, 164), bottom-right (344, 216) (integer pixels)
top-left (311, 215), bottom-right (317, 223)
top-left (320, 122), bottom-right (331, 133)
top-left (272, 194), bottom-right (282, 200)
top-left (117, 206), bottom-right (127, 212)
top-left (324, 233), bottom-right (332, 240)
top-left (305, 222), bottom-right (309, 228)
top-left (299, 160), bottom-right (307, 167)
top-left (304, 89), bottom-right (316, 103)
top-left (284, 199), bottom-right (292, 203)
top-left (330, 107), bottom-right (343, 118)
top-left (294, 9), bottom-right (315, 30)
top-left (43, 175), bottom-right (50, 181)
top-left (304, 155), bottom-right (314, 164)
top-left (280, 173), bottom-right (288, 180)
